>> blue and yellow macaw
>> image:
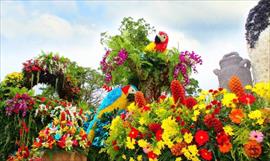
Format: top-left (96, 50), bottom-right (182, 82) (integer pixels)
top-left (86, 85), bottom-right (137, 141)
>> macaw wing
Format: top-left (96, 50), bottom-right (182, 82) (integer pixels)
top-left (97, 87), bottom-right (122, 112)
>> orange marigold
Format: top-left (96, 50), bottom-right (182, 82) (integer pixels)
top-left (170, 80), bottom-right (185, 104)
top-left (218, 141), bottom-right (232, 153)
top-left (135, 91), bottom-right (147, 108)
top-left (244, 140), bottom-right (262, 158)
top-left (229, 109), bottom-right (244, 124)
top-left (170, 142), bottom-right (187, 156)
top-left (228, 75), bottom-right (245, 97)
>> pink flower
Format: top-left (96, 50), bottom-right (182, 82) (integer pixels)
top-left (249, 131), bottom-right (264, 143)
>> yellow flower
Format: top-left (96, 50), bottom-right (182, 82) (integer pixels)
top-left (137, 155), bottom-right (142, 161)
top-left (161, 116), bottom-right (178, 135)
top-left (153, 146), bottom-right (161, 155)
top-left (122, 155), bottom-right (126, 160)
top-left (184, 133), bottom-right (193, 144)
top-left (192, 110), bottom-right (200, 121)
top-left (257, 118), bottom-right (264, 125)
top-left (127, 103), bottom-right (137, 113)
top-left (222, 93), bottom-right (237, 108)
top-left (252, 82), bottom-right (270, 101)
top-left (126, 137), bottom-right (136, 149)
top-left (129, 157), bottom-right (135, 161)
top-left (175, 157), bottom-right (182, 161)
top-left (157, 141), bottom-right (165, 150)
top-left (223, 125), bottom-right (234, 136)
top-left (245, 85), bottom-right (252, 90)
top-left (248, 110), bottom-right (262, 119)
top-left (188, 145), bottom-right (198, 156)
top-left (138, 139), bottom-right (148, 148)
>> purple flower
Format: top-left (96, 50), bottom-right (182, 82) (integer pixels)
top-left (114, 48), bottom-right (128, 65)
top-left (5, 93), bottom-right (34, 117)
top-left (173, 51), bottom-right (202, 85)
top-left (249, 131), bottom-right (264, 143)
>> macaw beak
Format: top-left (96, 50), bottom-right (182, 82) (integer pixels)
top-left (155, 35), bottom-right (161, 43)
top-left (127, 93), bottom-right (135, 102)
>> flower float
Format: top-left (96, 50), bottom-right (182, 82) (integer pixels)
top-left (103, 79), bottom-right (270, 161)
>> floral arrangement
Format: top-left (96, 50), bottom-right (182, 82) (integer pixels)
top-left (99, 17), bottom-right (201, 100)
top-left (29, 107), bottom-right (90, 159)
top-left (1, 72), bottom-right (24, 88)
top-left (103, 79), bottom-right (270, 161)
top-left (22, 52), bottom-right (81, 101)
top-left (5, 93), bottom-right (35, 117)
top-left (7, 103), bottom-right (90, 161)
top-left (22, 52), bottom-right (69, 75)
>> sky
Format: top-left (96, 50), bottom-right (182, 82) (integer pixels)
top-left (0, 0), bottom-right (259, 90)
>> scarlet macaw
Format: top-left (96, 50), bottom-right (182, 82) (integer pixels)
top-left (145, 31), bottom-right (169, 53)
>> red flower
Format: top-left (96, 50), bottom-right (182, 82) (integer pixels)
top-left (148, 123), bottom-right (162, 133)
top-left (204, 114), bottom-right (223, 133)
top-left (181, 128), bottom-right (190, 134)
top-left (72, 140), bottom-right (78, 147)
top-left (185, 96), bottom-right (197, 109)
top-left (156, 129), bottom-right (163, 141)
top-left (195, 130), bottom-right (209, 146)
top-left (40, 97), bottom-right (46, 102)
top-left (170, 80), bottom-right (185, 104)
top-left (199, 149), bottom-right (213, 161)
top-left (147, 151), bottom-right (157, 159)
top-left (238, 93), bottom-right (256, 105)
top-left (129, 128), bottom-right (139, 139)
top-left (142, 105), bottom-right (151, 111)
top-left (216, 132), bottom-right (230, 145)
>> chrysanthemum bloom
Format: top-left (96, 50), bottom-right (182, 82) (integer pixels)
top-left (170, 80), bottom-right (185, 104)
top-left (195, 130), bottom-right (209, 146)
top-left (170, 142), bottom-right (187, 156)
top-left (199, 149), bottom-right (213, 161)
top-left (238, 93), bottom-right (256, 105)
top-left (185, 96), bottom-right (197, 109)
top-left (218, 141), bottom-right (232, 153)
top-left (204, 114), bottom-right (224, 133)
top-left (249, 131), bottom-right (264, 143)
top-left (229, 109), bottom-right (244, 124)
top-left (135, 91), bottom-right (147, 108)
top-left (129, 127), bottom-right (139, 139)
top-left (228, 75), bottom-right (245, 97)
top-left (147, 151), bottom-right (157, 160)
top-left (244, 140), bottom-right (262, 158)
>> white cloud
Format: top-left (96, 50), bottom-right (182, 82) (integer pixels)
top-left (1, 0), bottom-right (258, 90)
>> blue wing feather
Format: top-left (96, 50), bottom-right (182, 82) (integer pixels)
top-left (98, 87), bottom-right (122, 112)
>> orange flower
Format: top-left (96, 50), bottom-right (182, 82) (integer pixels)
top-left (228, 75), bottom-right (245, 97)
top-left (218, 141), bottom-right (232, 153)
top-left (244, 140), bottom-right (262, 158)
top-left (135, 91), bottom-right (147, 108)
top-left (229, 109), bottom-right (244, 124)
top-left (170, 142), bottom-right (187, 156)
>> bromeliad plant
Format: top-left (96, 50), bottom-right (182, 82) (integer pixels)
top-left (103, 79), bottom-right (270, 161)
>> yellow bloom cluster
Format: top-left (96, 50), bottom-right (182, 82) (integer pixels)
top-left (2, 72), bottom-right (23, 86)
top-left (223, 125), bottom-right (234, 136)
top-left (222, 93), bottom-right (237, 108)
top-left (248, 110), bottom-right (264, 125)
top-left (182, 145), bottom-right (199, 161)
top-left (126, 137), bottom-right (136, 149)
top-left (162, 116), bottom-right (179, 148)
top-left (184, 133), bottom-right (193, 144)
top-left (109, 116), bottom-right (123, 136)
top-left (251, 82), bottom-right (270, 101)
